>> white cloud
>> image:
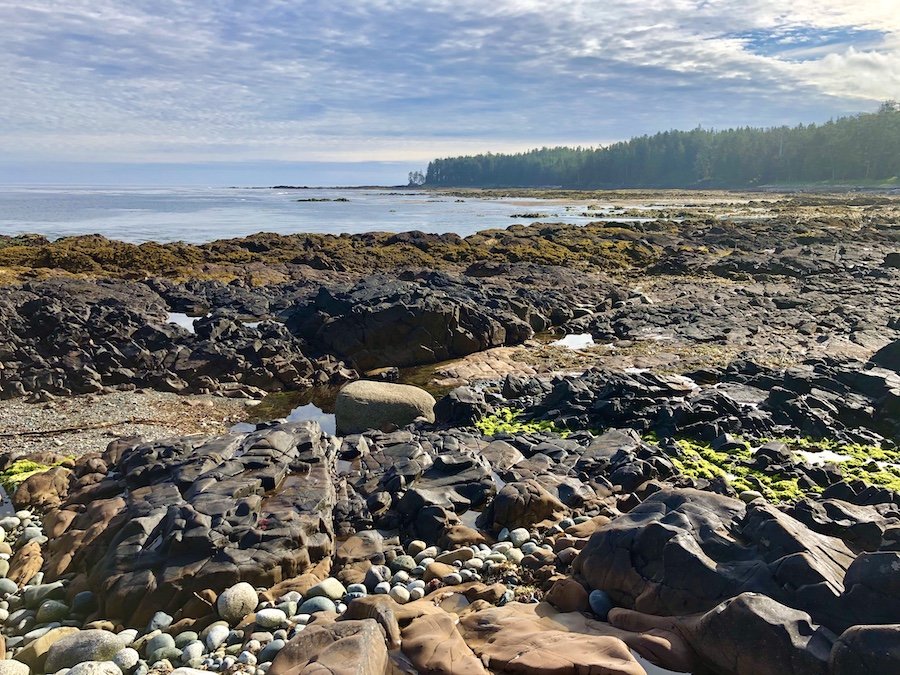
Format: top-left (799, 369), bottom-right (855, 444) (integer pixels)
top-left (0, 0), bottom-right (897, 165)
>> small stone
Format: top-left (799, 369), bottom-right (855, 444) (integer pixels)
top-left (113, 647), bottom-right (140, 671)
top-left (498, 528), bottom-right (510, 542)
top-left (506, 549), bottom-right (525, 564)
top-left (254, 609), bottom-right (287, 629)
top-left (442, 573), bottom-right (463, 586)
top-left (116, 630), bottom-right (138, 647)
top-left (146, 611), bottom-right (173, 632)
top-left (217, 582), bottom-right (259, 624)
top-left (589, 590), bottom-right (614, 620)
top-left (435, 548), bottom-right (474, 564)
top-left (257, 639), bottom-right (285, 664)
top-left (520, 542), bottom-right (538, 555)
top-left (239, 651), bottom-right (257, 666)
top-left (406, 540), bottom-right (427, 557)
top-left (181, 641), bottom-right (204, 664)
top-left (389, 555), bottom-right (416, 573)
top-left (373, 581), bottom-right (390, 595)
top-left (204, 624), bottom-right (230, 651)
top-left (408, 587), bottom-right (425, 601)
top-left (0, 517), bottom-right (20, 532)
top-left (36, 599), bottom-right (69, 624)
top-left (345, 584), bottom-right (367, 596)
top-left (144, 632), bottom-right (175, 657)
top-left (297, 597), bottom-right (336, 614)
top-left (305, 578), bottom-right (346, 602)
top-left (508, 528), bottom-right (530, 547)
top-left (0, 578), bottom-right (18, 596)
top-left (174, 632), bottom-right (199, 649)
top-left (388, 586), bottom-right (410, 604)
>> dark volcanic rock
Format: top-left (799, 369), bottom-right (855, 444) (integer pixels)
top-left (286, 273), bottom-right (536, 370)
top-left (44, 421), bottom-right (337, 626)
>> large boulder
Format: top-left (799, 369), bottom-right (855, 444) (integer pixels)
top-left (335, 381), bottom-right (435, 434)
top-left (573, 488), bottom-right (855, 629)
top-left (269, 619), bottom-right (389, 675)
top-left (286, 273), bottom-right (534, 371)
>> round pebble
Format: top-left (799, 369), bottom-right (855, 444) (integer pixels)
top-left (297, 597), bottom-right (336, 614)
top-left (589, 590), bottom-right (614, 620)
top-left (255, 608), bottom-right (287, 629)
top-left (389, 586), bottom-right (410, 604)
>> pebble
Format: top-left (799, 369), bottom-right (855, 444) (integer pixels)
top-left (255, 608), bottom-right (287, 629)
top-left (205, 624), bottom-right (230, 651)
top-left (67, 661), bottom-right (124, 675)
top-left (297, 597), bottom-right (336, 614)
top-left (113, 647), bottom-right (140, 670)
top-left (0, 578), bottom-right (17, 596)
top-left (589, 590), bottom-right (614, 620)
top-left (508, 528), bottom-right (530, 547)
top-left (146, 611), bottom-right (173, 632)
top-left (373, 581), bottom-right (390, 595)
top-left (389, 586), bottom-right (410, 604)
top-left (0, 517), bottom-right (20, 532)
top-left (406, 540), bottom-right (427, 557)
top-left (305, 577), bottom-right (346, 602)
top-left (408, 587), bottom-right (425, 601)
top-left (389, 555), bottom-right (417, 573)
top-left (258, 638), bottom-right (285, 664)
top-left (239, 651), bottom-right (258, 666)
top-left (36, 599), bottom-right (69, 623)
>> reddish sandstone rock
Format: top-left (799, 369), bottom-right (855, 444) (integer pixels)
top-left (401, 611), bottom-right (489, 674)
top-left (7, 540), bottom-right (43, 587)
top-left (269, 619), bottom-right (389, 675)
top-left (458, 602), bottom-right (646, 675)
top-left (546, 579), bottom-right (590, 614)
top-left (13, 466), bottom-right (72, 510)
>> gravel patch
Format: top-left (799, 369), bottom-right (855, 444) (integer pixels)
top-left (0, 391), bottom-right (252, 458)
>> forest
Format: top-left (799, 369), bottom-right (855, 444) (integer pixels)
top-left (424, 103), bottom-right (900, 188)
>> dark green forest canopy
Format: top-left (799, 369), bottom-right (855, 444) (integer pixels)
top-left (425, 103), bottom-right (900, 188)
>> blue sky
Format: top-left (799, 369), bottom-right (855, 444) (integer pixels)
top-left (1, 0), bottom-right (899, 185)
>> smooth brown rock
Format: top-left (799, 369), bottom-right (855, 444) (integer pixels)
top-left (546, 579), bottom-right (590, 613)
top-left (7, 540), bottom-right (43, 587)
top-left (401, 611), bottom-right (489, 674)
top-left (269, 619), bottom-right (389, 675)
top-left (12, 465), bottom-right (72, 509)
top-left (423, 562), bottom-right (456, 583)
top-left (458, 602), bottom-right (646, 675)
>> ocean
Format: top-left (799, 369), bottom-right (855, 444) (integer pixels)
top-left (0, 185), bottom-right (607, 244)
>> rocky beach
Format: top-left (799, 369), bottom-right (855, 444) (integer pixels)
top-left (0, 190), bottom-right (899, 675)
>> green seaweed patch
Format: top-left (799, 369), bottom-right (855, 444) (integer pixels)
top-left (0, 458), bottom-right (69, 494)
top-left (765, 437), bottom-right (900, 493)
top-left (654, 437), bottom-right (805, 503)
top-left (475, 407), bottom-right (566, 437)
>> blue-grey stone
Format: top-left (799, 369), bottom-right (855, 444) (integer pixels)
top-left (297, 597), bottom-right (336, 614)
top-left (589, 590), bottom-right (614, 620)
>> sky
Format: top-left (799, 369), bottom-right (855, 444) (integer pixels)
top-left (1, 0), bottom-right (899, 185)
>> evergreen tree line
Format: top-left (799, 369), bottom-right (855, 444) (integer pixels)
top-left (424, 103), bottom-right (900, 188)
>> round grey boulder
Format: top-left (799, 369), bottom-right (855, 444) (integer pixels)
top-left (216, 582), bottom-right (258, 624)
top-left (45, 630), bottom-right (126, 672)
top-left (335, 381), bottom-right (435, 435)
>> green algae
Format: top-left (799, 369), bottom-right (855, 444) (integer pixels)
top-left (475, 407), bottom-right (565, 437)
top-left (654, 435), bottom-right (900, 502)
top-left (0, 458), bottom-right (70, 494)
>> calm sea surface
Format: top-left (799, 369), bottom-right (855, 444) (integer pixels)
top-left (0, 186), bottom-right (611, 244)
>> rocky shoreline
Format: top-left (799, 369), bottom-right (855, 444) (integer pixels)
top-left (0, 193), bottom-right (899, 674)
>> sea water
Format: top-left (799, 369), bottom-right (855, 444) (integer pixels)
top-left (0, 185), bottom-right (644, 243)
